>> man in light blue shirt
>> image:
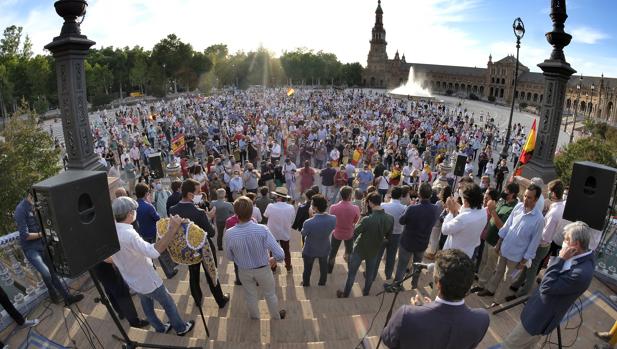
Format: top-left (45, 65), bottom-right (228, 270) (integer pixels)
top-left (479, 184), bottom-right (544, 306)
top-left (224, 196), bottom-right (286, 320)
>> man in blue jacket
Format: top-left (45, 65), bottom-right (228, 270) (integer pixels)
top-left (502, 221), bottom-right (595, 348)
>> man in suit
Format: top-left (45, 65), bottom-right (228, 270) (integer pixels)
top-left (300, 194), bottom-right (336, 286)
top-left (502, 221), bottom-right (595, 349)
top-left (381, 249), bottom-right (489, 349)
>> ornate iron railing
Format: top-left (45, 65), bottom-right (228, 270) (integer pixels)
top-left (0, 232), bottom-right (49, 330)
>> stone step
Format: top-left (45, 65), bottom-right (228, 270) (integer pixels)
top-left (49, 309), bottom-right (384, 348)
top-left (82, 308), bottom-right (393, 344)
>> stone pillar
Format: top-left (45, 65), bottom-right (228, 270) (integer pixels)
top-left (523, 0), bottom-right (575, 182)
top-left (44, 1), bottom-right (104, 171)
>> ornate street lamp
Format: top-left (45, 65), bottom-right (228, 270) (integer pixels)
top-left (500, 17), bottom-right (525, 160)
top-left (570, 74), bottom-right (582, 143)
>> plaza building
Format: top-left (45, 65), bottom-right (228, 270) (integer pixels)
top-left (362, 0), bottom-right (617, 124)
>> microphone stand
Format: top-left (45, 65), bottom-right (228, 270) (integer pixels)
top-left (374, 268), bottom-right (420, 349)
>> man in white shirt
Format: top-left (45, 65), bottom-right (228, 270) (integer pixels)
top-left (270, 142), bottom-right (282, 163)
top-left (264, 187), bottom-right (296, 272)
top-left (110, 197), bottom-right (195, 336)
top-left (442, 183), bottom-right (488, 259)
top-left (377, 186), bottom-right (407, 280)
top-left (282, 159), bottom-right (297, 200)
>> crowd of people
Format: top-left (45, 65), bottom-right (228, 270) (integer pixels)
top-left (5, 87), bottom-right (605, 348)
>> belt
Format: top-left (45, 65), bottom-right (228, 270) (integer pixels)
top-left (252, 265), bottom-right (268, 269)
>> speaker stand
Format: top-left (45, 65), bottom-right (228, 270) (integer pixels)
top-left (89, 270), bottom-right (201, 349)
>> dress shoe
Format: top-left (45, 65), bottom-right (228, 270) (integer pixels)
top-left (65, 294), bottom-right (84, 306)
top-left (509, 285), bottom-right (520, 293)
top-left (476, 290), bottom-right (494, 297)
top-left (594, 331), bottom-right (612, 342)
top-left (317, 282), bottom-right (326, 286)
top-left (130, 319), bottom-right (150, 329)
top-left (505, 295), bottom-right (518, 302)
top-left (300, 281), bottom-right (309, 287)
top-left (336, 290), bottom-right (347, 298)
top-left (218, 294), bottom-right (230, 309)
top-left (279, 310), bottom-right (287, 319)
top-left (469, 286), bottom-right (484, 293)
top-left (234, 280), bottom-right (242, 286)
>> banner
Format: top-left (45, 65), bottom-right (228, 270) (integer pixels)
top-left (171, 134), bottom-right (186, 155)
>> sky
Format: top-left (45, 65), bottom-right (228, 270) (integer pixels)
top-left (1, 0), bottom-right (616, 77)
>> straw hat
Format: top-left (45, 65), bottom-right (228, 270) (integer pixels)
top-left (272, 187), bottom-right (291, 199)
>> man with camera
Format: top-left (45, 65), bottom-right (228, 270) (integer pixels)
top-left (381, 249), bottom-right (489, 348)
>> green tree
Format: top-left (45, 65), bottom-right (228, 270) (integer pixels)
top-left (554, 137), bottom-right (617, 185)
top-left (0, 106), bottom-right (61, 234)
top-left (0, 25), bottom-right (23, 61)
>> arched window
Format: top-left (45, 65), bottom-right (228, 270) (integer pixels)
top-left (490, 87), bottom-right (494, 96)
top-left (527, 92), bottom-right (532, 101)
top-left (501, 78), bottom-right (505, 85)
top-left (566, 99), bottom-right (571, 109)
top-left (480, 86), bottom-right (485, 94)
top-left (491, 77), bottom-right (495, 83)
top-left (533, 93), bottom-right (538, 102)
top-left (580, 101), bottom-right (586, 113)
top-left (455, 83), bottom-right (459, 90)
top-left (500, 89), bottom-right (504, 98)
top-left (515, 91), bottom-right (519, 99)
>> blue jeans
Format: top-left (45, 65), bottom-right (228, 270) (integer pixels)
top-left (393, 246), bottom-right (424, 289)
top-left (24, 248), bottom-right (69, 300)
top-left (343, 251), bottom-right (380, 297)
top-left (376, 234), bottom-right (401, 280)
top-left (139, 285), bottom-right (186, 333)
top-left (302, 255), bottom-right (328, 286)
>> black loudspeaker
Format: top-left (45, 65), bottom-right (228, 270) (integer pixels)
top-left (32, 170), bottom-right (119, 278)
top-left (563, 161), bottom-right (617, 230)
top-left (148, 152), bottom-right (164, 179)
top-left (453, 154), bottom-right (467, 177)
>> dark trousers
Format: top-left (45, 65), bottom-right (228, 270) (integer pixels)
top-left (0, 285), bottom-right (25, 325)
top-left (275, 240), bottom-right (291, 269)
top-left (216, 221), bottom-right (226, 251)
top-left (188, 262), bottom-right (226, 307)
top-left (302, 255), bottom-right (328, 286)
top-left (328, 236), bottom-right (353, 272)
top-left (92, 262), bottom-right (140, 325)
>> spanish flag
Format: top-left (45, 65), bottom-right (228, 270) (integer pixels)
top-left (514, 119), bottom-right (536, 176)
top-left (287, 88), bottom-right (295, 96)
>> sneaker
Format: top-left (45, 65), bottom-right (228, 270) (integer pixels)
top-left (176, 320), bottom-right (195, 336)
top-left (162, 322), bottom-right (172, 334)
top-left (595, 331), bottom-right (612, 342)
top-left (130, 319), bottom-right (149, 329)
top-left (65, 294), bottom-right (84, 306)
top-left (19, 318), bottom-right (39, 328)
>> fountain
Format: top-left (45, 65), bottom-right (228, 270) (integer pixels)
top-left (389, 67), bottom-right (434, 101)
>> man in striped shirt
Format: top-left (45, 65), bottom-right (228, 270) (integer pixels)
top-left (223, 196), bottom-right (287, 320)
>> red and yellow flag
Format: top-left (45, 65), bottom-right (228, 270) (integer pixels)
top-left (171, 134), bottom-right (186, 155)
top-left (514, 119), bottom-right (537, 176)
